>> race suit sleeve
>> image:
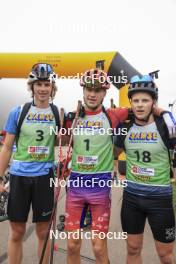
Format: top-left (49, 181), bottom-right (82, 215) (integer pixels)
top-left (162, 112), bottom-right (176, 168)
top-left (4, 106), bottom-right (21, 135)
top-left (106, 107), bottom-right (128, 129)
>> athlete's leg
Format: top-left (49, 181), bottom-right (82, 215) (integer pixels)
top-left (35, 222), bottom-right (51, 264)
top-left (121, 192), bottom-right (146, 264)
top-left (89, 185), bottom-right (111, 263)
top-left (155, 241), bottom-right (176, 264)
top-left (67, 235), bottom-right (82, 264)
top-left (147, 196), bottom-right (176, 264)
top-left (32, 172), bottom-right (55, 263)
top-left (126, 234), bottom-right (143, 264)
top-left (7, 176), bottom-right (31, 264)
top-left (65, 186), bottom-right (86, 264)
top-left (8, 222), bottom-right (26, 264)
top-left (91, 237), bottom-right (109, 264)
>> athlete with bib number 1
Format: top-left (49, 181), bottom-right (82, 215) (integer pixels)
top-left (0, 63), bottom-right (60, 264)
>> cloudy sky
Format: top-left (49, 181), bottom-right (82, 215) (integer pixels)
top-left (0, 0), bottom-right (176, 128)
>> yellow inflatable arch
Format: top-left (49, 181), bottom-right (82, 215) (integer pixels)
top-left (0, 52), bottom-right (141, 104)
top-left (0, 52), bottom-right (141, 169)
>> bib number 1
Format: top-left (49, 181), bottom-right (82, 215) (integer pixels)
top-left (84, 139), bottom-right (90, 151)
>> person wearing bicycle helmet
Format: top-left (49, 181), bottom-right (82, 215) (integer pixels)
top-left (114, 72), bottom-right (176, 264)
top-left (128, 74), bottom-right (158, 121)
top-left (65, 68), bottom-right (129, 264)
top-left (0, 63), bottom-right (60, 264)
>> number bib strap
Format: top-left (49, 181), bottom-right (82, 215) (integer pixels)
top-left (125, 122), bottom-right (170, 186)
top-left (13, 105), bottom-right (56, 162)
top-left (71, 112), bottom-right (114, 173)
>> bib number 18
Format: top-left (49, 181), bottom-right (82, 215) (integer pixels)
top-left (134, 150), bottom-right (151, 163)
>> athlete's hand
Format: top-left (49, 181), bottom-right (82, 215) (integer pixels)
top-left (118, 174), bottom-right (126, 181)
top-left (152, 106), bottom-right (164, 116)
top-left (0, 181), bottom-right (6, 193)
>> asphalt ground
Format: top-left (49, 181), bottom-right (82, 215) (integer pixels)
top-left (0, 146), bottom-right (176, 263)
top-left (1, 183), bottom-right (175, 264)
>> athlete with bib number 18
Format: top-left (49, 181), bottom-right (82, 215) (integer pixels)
top-left (114, 73), bottom-right (176, 264)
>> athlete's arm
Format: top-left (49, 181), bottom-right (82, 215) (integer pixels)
top-left (107, 106), bottom-right (165, 125)
top-left (112, 147), bottom-right (124, 180)
top-left (172, 147), bottom-right (176, 181)
top-left (107, 105), bottom-right (162, 128)
top-left (163, 112), bottom-right (176, 181)
top-left (152, 106), bottom-right (166, 116)
top-left (173, 168), bottom-right (176, 181)
top-left (0, 133), bottom-right (15, 175)
top-left (113, 146), bottom-right (126, 180)
top-left (160, 111), bottom-right (176, 180)
top-left (0, 106), bottom-right (20, 192)
top-left (153, 105), bottom-right (176, 117)
top-left (107, 106), bottom-right (173, 128)
top-left (0, 133), bottom-right (15, 192)
top-left (113, 128), bottom-right (125, 159)
top-left (113, 146), bottom-right (124, 158)
top-left (162, 111), bottom-right (176, 139)
top-left (106, 107), bottom-right (129, 128)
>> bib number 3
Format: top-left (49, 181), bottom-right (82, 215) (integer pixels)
top-left (36, 130), bottom-right (44, 141)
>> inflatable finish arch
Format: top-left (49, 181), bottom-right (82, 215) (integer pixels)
top-left (0, 52), bottom-right (141, 167)
top-left (0, 52), bottom-right (141, 106)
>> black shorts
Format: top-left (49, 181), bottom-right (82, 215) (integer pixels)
top-left (121, 191), bottom-right (176, 243)
top-left (8, 169), bottom-right (54, 222)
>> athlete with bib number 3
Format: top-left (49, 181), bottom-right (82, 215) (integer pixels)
top-left (0, 63), bottom-right (60, 264)
top-left (114, 73), bottom-right (176, 264)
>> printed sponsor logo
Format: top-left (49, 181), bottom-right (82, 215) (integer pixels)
top-left (27, 113), bottom-right (54, 122)
top-left (77, 120), bottom-right (103, 129)
top-left (28, 146), bottom-right (49, 154)
top-left (77, 155), bottom-right (84, 163)
top-left (129, 132), bottom-right (157, 141)
top-left (165, 227), bottom-right (176, 241)
top-left (77, 155), bottom-right (98, 165)
top-left (41, 210), bottom-right (52, 217)
top-left (131, 165), bottom-right (155, 176)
